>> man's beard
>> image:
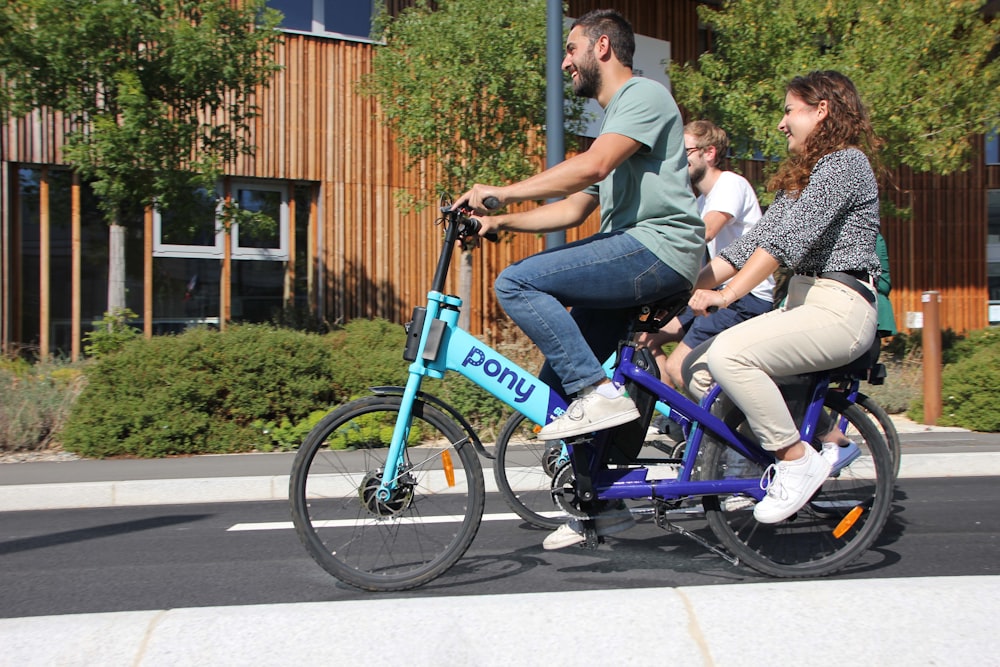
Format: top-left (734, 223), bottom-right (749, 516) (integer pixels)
top-left (572, 56), bottom-right (601, 99)
top-left (689, 163), bottom-right (707, 189)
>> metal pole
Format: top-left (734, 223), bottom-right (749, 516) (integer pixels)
top-left (545, 0), bottom-right (565, 249)
top-left (922, 290), bottom-right (942, 425)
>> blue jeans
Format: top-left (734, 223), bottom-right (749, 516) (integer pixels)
top-left (495, 231), bottom-right (691, 397)
top-left (676, 292), bottom-right (773, 348)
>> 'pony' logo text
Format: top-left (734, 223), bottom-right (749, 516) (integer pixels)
top-left (461, 347), bottom-right (535, 404)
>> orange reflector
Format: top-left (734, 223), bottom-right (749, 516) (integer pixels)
top-left (533, 424), bottom-right (542, 434)
top-left (833, 506), bottom-right (864, 538)
top-left (442, 450), bottom-right (455, 487)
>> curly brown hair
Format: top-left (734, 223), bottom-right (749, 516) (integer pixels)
top-left (768, 71), bottom-right (883, 195)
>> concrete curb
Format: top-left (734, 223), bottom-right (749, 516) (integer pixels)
top-left (1, 575), bottom-right (996, 666)
top-left (1, 452), bottom-right (999, 511)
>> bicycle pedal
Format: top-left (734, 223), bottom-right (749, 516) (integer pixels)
top-left (582, 528), bottom-right (601, 549)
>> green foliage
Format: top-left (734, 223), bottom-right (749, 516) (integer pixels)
top-left (0, 359), bottom-right (86, 452)
top-left (252, 410), bottom-right (329, 452)
top-left (326, 319), bottom-right (411, 401)
top-left (909, 327), bottom-right (1000, 431)
top-left (361, 0), bottom-right (586, 198)
top-left (671, 0), bottom-right (1000, 175)
top-left (60, 324), bottom-right (339, 458)
top-left (83, 308), bottom-right (142, 359)
top-left (0, 0), bottom-right (284, 219)
top-left (0, 0), bottom-right (284, 310)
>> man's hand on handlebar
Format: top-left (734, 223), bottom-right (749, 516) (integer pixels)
top-left (452, 184), bottom-right (505, 215)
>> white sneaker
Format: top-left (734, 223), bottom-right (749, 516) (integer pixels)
top-left (753, 446), bottom-right (832, 524)
top-left (821, 440), bottom-right (861, 473)
top-left (542, 505), bottom-right (636, 550)
top-left (538, 389), bottom-right (640, 441)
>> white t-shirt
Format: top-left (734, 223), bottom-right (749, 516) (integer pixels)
top-left (697, 171), bottom-right (774, 303)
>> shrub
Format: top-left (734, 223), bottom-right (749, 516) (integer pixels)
top-left (0, 359), bottom-right (86, 452)
top-left (910, 330), bottom-right (1000, 432)
top-left (83, 308), bottom-right (141, 358)
top-left (60, 324), bottom-right (339, 458)
top-left (864, 358), bottom-right (922, 414)
top-left (326, 318), bottom-right (410, 401)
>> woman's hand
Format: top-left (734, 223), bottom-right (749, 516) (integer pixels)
top-left (689, 288), bottom-right (727, 316)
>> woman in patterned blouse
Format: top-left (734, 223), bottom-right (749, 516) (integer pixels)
top-left (681, 70), bottom-right (882, 524)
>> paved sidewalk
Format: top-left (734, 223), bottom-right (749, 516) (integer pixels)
top-left (1, 575), bottom-right (997, 666)
top-left (1, 417), bottom-right (999, 511)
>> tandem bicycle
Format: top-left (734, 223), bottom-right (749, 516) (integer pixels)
top-left (289, 197), bottom-right (894, 591)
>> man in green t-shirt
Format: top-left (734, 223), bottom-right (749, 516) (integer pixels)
top-left (453, 9), bottom-right (704, 549)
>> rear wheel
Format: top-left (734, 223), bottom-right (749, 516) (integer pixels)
top-left (854, 392), bottom-right (902, 479)
top-left (702, 392), bottom-right (893, 578)
top-left (290, 395), bottom-right (485, 591)
top-left (492, 412), bottom-right (568, 529)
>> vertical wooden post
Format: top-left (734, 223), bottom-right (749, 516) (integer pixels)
top-left (39, 166), bottom-right (50, 359)
top-left (285, 189), bottom-right (296, 308)
top-left (309, 184), bottom-right (319, 320)
top-left (71, 173), bottom-right (81, 361)
top-left (221, 180), bottom-right (231, 331)
top-left (922, 290), bottom-right (942, 425)
top-left (144, 206), bottom-right (153, 339)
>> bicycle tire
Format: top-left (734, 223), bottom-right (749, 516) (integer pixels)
top-left (854, 392), bottom-right (902, 479)
top-left (492, 412), bottom-right (568, 529)
top-left (702, 392), bottom-right (893, 578)
top-left (290, 395), bottom-right (485, 591)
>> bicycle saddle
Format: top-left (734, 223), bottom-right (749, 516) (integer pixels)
top-left (828, 337), bottom-right (886, 385)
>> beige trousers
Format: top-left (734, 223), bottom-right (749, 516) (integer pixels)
top-left (681, 275), bottom-right (877, 451)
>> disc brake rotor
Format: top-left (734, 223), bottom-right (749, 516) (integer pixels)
top-left (359, 470), bottom-right (414, 518)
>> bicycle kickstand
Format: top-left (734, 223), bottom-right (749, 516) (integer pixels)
top-left (654, 503), bottom-right (739, 566)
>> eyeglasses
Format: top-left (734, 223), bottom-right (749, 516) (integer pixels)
top-left (685, 146), bottom-right (702, 155)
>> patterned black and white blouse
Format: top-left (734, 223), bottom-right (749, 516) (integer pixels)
top-left (720, 148), bottom-right (881, 278)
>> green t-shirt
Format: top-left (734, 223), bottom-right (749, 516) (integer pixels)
top-left (586, 77), bottom-right (705, 286)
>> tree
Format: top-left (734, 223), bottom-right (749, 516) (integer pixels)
top-left (0, 0), bottom-right (283, 312)
top-left (364, 0), bottom-right (585, 203)
top-left (670, 0), bottom-right (1000, 175)
top-left (362, 0), bottom-right (585, 328)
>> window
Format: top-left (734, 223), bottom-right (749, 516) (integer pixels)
top-left (153, 187), bottom-right (222, 258)
top-left (230, 182), bottom-right (289, 261)
top-left (986, 129), bottom-right (999, 166)
top-left (153, 180), bottom-right (289, 261)
top-left (267, 0), bottom-right (377, 41)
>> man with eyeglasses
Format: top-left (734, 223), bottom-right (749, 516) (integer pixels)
top-left (640, 120), bottom-right (775, 391)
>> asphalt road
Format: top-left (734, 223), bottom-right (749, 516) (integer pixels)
top-left (2, 476), bottom-right (997, 619)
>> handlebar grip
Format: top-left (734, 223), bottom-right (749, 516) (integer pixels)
top-left (706, 306), bottom-right (719, 313)
top-left (463, 216), bottom-right (499, 243)
top-left (483, 196), bottom-right (500, 211)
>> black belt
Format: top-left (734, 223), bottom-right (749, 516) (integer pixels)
top-left (797, 270), bottom-right (875, 304)
top-left (799, 269), bottom-right (870, 282)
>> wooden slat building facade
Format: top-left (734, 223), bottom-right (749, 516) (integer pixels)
top-left (1, 0), bottom-right (995, 359)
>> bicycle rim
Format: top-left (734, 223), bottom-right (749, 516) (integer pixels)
top-left (493, 412), bottom-right (568, 529)
top-left (703, 393), bottom-right (893, 578)
top-left (290, 395), bottom-right (485, 591)
top-left (856, 392), bottom-right (902, 479)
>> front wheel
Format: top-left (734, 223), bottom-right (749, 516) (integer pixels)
top-left (290, 395), bottom-right (485, 591)
top-left (702, 392), bottom-right (893, 578)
